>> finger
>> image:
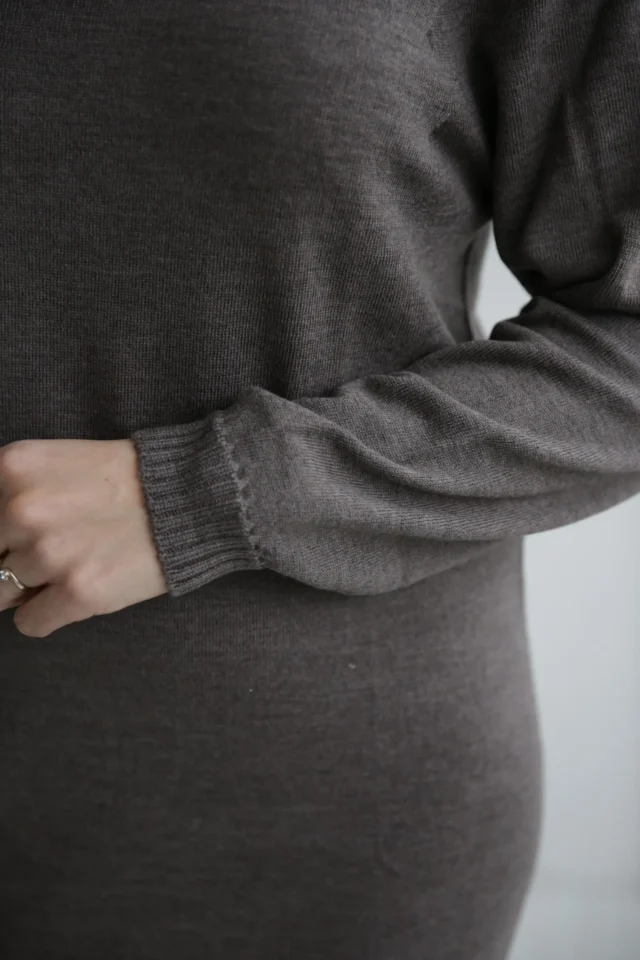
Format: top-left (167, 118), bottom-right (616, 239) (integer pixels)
top-left (0, 584), bottom-right (28, 610)
top-left (0, 499), bottom-right (8, 552)
top-left (0, 590), bottom-right (29, 612)
top-left (1, 543), bottom-right (56, 589)
top-left (0, 586), bottom-right (36, 611)
top-left (0, 498), bottom-right (39, 552)
top-left (13, 582), bottom-right (89, 639)
top-left (0, 556), bottom-right (31, 611)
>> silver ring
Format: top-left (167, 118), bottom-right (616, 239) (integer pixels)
top-left (0, 567), bottom-right (27, 591)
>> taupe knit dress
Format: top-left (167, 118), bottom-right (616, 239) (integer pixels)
top-left (1, 1), bottom-right (639, 957)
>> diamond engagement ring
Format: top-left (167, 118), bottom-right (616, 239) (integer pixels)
top-left (0, 568), bottom-right (27, 591)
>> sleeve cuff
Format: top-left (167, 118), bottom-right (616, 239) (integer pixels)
top-left (131, 412), bottom-right (264, 597)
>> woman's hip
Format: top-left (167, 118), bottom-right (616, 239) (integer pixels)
top-left (0, 538), bottom-right (542, 958)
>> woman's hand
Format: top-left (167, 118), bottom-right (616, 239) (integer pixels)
top-left (0, 439), bottom-right (168, 638)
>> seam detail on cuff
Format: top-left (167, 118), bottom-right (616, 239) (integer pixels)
top-left (213, 411), bottom-right (265, 568)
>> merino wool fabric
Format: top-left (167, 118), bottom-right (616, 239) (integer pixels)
top-left (1, 1), bottom-right (640, 957)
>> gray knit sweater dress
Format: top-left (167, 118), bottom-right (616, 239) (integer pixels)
top-left (1, 1), bottom-right (639, 957)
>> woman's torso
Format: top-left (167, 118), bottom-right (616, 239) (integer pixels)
top-left (0, 0), bottom-right (487, 445)
top-left (0, 5), bottom-right (539, 957)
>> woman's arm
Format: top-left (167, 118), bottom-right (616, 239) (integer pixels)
top-left (133, 0), bottom-right (640, 596)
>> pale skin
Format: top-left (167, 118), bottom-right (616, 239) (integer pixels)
top-left (0, 439), bottom-right (168, 638)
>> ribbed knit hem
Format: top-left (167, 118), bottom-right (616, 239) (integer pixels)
top-left (131, 412), bottom-right (264, 597)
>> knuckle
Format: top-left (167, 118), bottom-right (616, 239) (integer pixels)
top-left (0, 441), bottom-right (36, 480)
top-left (5, 493), bottom-right (42, 529)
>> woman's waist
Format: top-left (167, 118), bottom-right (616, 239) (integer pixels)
top-left (0, 538), bottom-right (528, 692)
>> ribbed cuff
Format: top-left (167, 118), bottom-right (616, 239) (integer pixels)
top-left (131, 412), bottom-right (264, 597)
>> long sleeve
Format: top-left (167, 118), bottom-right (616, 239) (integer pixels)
top-left (132, 0), bottom-right (640, 597)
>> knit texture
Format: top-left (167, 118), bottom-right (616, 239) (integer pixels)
top-left (121, 0), bottom-right (639, 596)
top-left (0, 1), bottom-right (638, 957)
top-left (1, 0), bottom-right (638, 597)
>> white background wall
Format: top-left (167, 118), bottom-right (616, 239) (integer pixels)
top-left (470, 226), bottom-right (640, 960)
